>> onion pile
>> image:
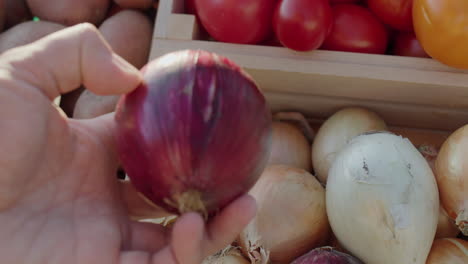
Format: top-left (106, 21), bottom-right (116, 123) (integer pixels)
top-left (238, 165), bottom-right (329, 263)
top-left (291, 247), bottom-right (364, 264)
top-left (312, 107), bottom-right (387, 184)
top-left (435, 124), bottom-right (468, 235)
top-left (326, 132), bottom-right (439, 264)
top-left (115, 50), bottom-right (272, 218)
top-left (426, 238), bottom-right (468, 264)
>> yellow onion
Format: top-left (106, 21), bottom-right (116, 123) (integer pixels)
top-left (267, 121), bottom-right (311, 171)
top-left (202, 246), bottom-right (250, 264)
top-left (426, 238), bottom-right (468, 264)
top-left (436, 206), bottom-right (460, 239)
top-left (312, 107), bottom-right (387, 184)
top-left (418, 145), bottom-right (459, 238)
top-left (238, 165), bottom-right (329, 264)
top-left (435, 125), bottom-right (468, 235)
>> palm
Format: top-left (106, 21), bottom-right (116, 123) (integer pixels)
top-left (0, 24), bottom-right (256, 264)
top-left (0, 87), bottom-right (136, 263)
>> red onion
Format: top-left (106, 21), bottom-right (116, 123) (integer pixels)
top-left (291, 247), bottom-right (364, 264)
top-left (115, 50), bottom-right (272, 218)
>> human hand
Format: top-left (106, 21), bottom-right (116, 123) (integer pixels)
top-left (0, 23), bottom-right (256, 264)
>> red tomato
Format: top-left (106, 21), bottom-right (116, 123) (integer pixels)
top-left (273, 0), bottom-right (333, 51)
top-left (186, 0), bottom-right (196, 14)
top-left (194, 0), bottom-right (275, 44)
top-left (413, 0), bottom-right (468, 69)
top-left (392, 32), bottom-right (429, 58)
top-left (321, 4), bottom-right (389, 54)
top-left (331, 0), bottom-right (360, 3)
top-left (368, 0), bottom-right (413, 31)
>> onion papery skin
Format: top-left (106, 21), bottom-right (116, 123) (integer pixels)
top-left (426, 238), bottom-right (468, 264)
top-left (267, 121), bottom-right (311, 171)
top-left (435, 125), bottom-right (468, 235)
top-left (115, 50), bottom-right (273, 217)
top-left (203, 246), bottom-right (250, 264)
top-left (239, 165), bottom-right (329, 263)
top-left (291, 247), bottom-right (364, 264)
top-left (326, 132), bottom-right (439, 264)
top-left (312, 107), bottom-right (387, 185)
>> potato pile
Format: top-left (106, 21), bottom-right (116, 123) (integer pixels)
top-left (0, 0), bottom-right (157, 117)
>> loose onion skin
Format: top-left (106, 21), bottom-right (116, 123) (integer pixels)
top-left (267, 122), bottom-right (311, 171)
top-left (291, 247), bottom-right (364, 264)
top-left (327, 132), bottom-right (439, 264)
top-left (238, 165), bottom-right (329, 264)
top-left (426, 238), bottom-right (468, 264)
top-left (115, 50), bottom-right (272, 218)
top-left (203, 246), bottom-right (250, 264)
top-left (312, 107), bottom-right (387, 184)
top-left (435, 125), bottom-right (468, 235)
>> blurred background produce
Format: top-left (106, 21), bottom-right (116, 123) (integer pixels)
top-left (1, 0), bottom-right (468, 263)
top-left (188, 0), bottom-right (468, 69)
top-left (0, 0), bottom-right (157, 116)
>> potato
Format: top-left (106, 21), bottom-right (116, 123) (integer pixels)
top-left (113, 0), bottom-right (153, 9)
top-left (5, 0), bottom-right (32, 29)
top-left (0, 21), bottom-right (65, 53)
top-left (73, 10), bottom-right (153, 119)
top-left (100, 9), bottom-right (153, 68)
top-left (27, 0), bottom-right (110, 26)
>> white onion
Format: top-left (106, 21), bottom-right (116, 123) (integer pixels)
top-left (312, 107), bottom-right (387, 184)
top-left (267, 121), bottom-right (311, 171)
top-left (435, 124), bottom-right (468, 235)
top-left (238, 165), bottom-right (329, 264)
top-left (326, 132), bottom-right (439, 264)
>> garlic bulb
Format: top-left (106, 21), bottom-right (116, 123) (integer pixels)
top-left (326, 132), bottom-right (439, 264)
top-left (312, 107), bottom-right (387, 184)
top-left (238, 165), bottom-right (329, 264)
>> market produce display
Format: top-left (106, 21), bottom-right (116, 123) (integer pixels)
top-left (1, 0), bottom-right (468, 263)
top-left (189, 0), bottom-right (468, 68)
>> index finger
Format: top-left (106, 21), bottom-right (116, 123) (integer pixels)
top-left (0, 23), bottom-right (142, 101)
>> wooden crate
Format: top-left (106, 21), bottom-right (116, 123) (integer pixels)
top-left (149, 0), bottom-right (468, 145)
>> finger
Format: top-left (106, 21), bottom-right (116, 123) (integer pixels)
top-left (151, 213), bottom-right (205, 264)
top-left (120, 251), bottom-right (151, 264)
top-left (0, 23), bottom-right (141, 101)
top-left (126, 221), bottom-right (169, 252)
top-left (204, 195), bottom-right (257, 256)
top-left (119, 180), bottom-right (174, 220)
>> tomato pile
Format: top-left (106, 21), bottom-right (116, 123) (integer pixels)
top-left (190, 0), bottom-right (468, 68)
